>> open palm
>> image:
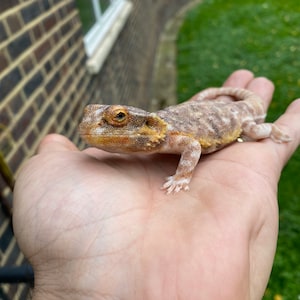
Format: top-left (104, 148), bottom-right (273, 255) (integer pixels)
top-left (13, 70), bottom-right (300, 300)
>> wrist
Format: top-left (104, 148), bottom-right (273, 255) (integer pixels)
top-left (31, 284), bottom-right (111, 300)
top-left (30, 260), bottom-right (123, 300)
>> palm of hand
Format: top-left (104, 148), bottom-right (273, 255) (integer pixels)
top-left (14, 138), bottom-right (279, 299)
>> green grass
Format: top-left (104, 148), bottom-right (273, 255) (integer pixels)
top-left (75, 0), bottom-right (111, 34)
top-left (176, 1), bottom-right (300, 299)
top-left (75, 0), bottom-right (96, 34)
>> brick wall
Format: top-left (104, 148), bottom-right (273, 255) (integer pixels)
top-left (0, 0), bottom-right (189, 298)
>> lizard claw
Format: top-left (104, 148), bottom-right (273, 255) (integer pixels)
top-left (162, 176), bottom-right (190, 194)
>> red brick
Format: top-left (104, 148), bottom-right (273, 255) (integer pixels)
top-left (53, 43), bottom-right (67, 65)
top-left (60, 21), bottom-right (71, 37)
top-left (42, 13), bottom-right (57, 32)
top-left (9, 92), bottom-right (24, 114)
top-left (8, 146), bottom-right (26, 173)
top-left (45, 72), bottom-right (60, 95)
top-left (0, 0), bottom-right (19, 13)
top-left (11, 106), bottom-right (35, 140)
top-left (0, 67), bottom-right (22, 99)
top-left (21, 2), bottom-right (41, 24)
top-left (6, 13), bottom-right (22, 34)
top-left (0, 50), bottom-right (9, 72)
top-left (5, 233), bottom-right (23, 265)
top-left (43, 59), bottom-right (53, 74)
top-left (31, 23), bottom-right (44, 41)
top-left (52, 31), bottom-right (60, 44)
top-left (0, 107), bottom-right (11, 127)
top-left (7, 31), bottom-right (32, 60)
top-left (39, 0), bottom-right (51, 12)
top-left (37, 104), bottom-right (54, 131)
top-left (25, 129), bottom-right (37, 149)
top-left (65, 2), bottom-right (76, 14)
top-left (34, 91), bottom-right (46, 109)
top-left (0, 20), bottom-right (8, 43)
top-left (21, 55), bottom-right (35, 74)
top-left (0, 220), bottom-right (14, 252)
top-left (34, 39), bottom-right (51, 62)
top-left (23, 71), bottom-right (44, 97)
top-left (57, 101), bottom-right (70, 123)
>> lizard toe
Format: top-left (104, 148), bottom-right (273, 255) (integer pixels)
top-left (162, 176), bottom-right (191, 194)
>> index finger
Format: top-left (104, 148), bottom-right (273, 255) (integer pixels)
top-left (223, 70), bottom-right (275, 111)
top-left (37, 134), bottom-right (79, 154)
top-left (223, 69), bottom-right (254, 88)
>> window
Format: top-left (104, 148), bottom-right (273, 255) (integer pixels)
top-left (76, 0), bottom-right (132, 73)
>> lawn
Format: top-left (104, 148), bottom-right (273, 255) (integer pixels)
top-left (176, 0), bottom-right (300, 299)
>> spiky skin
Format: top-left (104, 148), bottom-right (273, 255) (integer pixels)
top-left (79, 87), bottom-right (291, 194)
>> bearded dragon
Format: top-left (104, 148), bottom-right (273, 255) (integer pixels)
top-left (79, 87), bottom-right (291, 194)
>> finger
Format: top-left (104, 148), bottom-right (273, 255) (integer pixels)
top-left (223, 69), bottom-right (254, 88)
top-left (37, 134), bottom-right (78, 154)
top-left (246, 77), bottom-right (275, 110)
top-left (271, 99), bottom-right (300, 167)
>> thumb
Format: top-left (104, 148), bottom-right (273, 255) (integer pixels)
top-left (38, 134), bottom-right (79, 154)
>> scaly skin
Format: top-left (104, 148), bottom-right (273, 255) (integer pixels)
top-left (79, 87), bottom-right (291, 193)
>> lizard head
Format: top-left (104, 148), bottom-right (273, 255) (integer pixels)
top-left (79, 104), bottom-right (168, 153)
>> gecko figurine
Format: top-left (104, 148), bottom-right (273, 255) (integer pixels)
top-left (79, 87), bottom-right (291, 194)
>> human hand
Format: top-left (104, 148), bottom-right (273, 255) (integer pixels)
top-left (13, 70), bottom-right (300, 300)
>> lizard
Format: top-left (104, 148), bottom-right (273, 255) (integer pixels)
top-left (78, 87), bottom-right (291, 194)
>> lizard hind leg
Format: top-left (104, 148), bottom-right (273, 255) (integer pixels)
top-left (242, 121), bottom-right (291, 143)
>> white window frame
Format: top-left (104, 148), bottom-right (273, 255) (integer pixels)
top-left (82, 0), bottom-right (133, 74)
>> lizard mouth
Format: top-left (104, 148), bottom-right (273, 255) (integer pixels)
top-left (78, 129), bottom-right (163, 153)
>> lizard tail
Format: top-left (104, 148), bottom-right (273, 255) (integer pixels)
top-left (196, 87), bottom-right (260, 102)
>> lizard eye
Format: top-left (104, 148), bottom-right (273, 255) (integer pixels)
top-left (104, 105), bottom-right (129, 126)
top-left (114, 111), bottom-right (126, 121)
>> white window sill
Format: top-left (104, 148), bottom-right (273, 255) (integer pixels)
top-left (85, 0), bottom-right (133, 74)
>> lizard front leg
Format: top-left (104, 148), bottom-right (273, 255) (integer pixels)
top-left (162, 136), bottom-right (201, 194)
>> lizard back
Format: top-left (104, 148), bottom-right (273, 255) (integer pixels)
top-left (156, 88), bottom-right (266, 153)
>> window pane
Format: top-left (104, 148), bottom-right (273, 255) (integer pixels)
top-left (75, 0), bottom-right (96, 34)
top-left (99, 0), bottom-right (111, 13)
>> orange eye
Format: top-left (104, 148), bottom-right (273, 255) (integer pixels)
top-left (104, 106), bottom-right (129, 126)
